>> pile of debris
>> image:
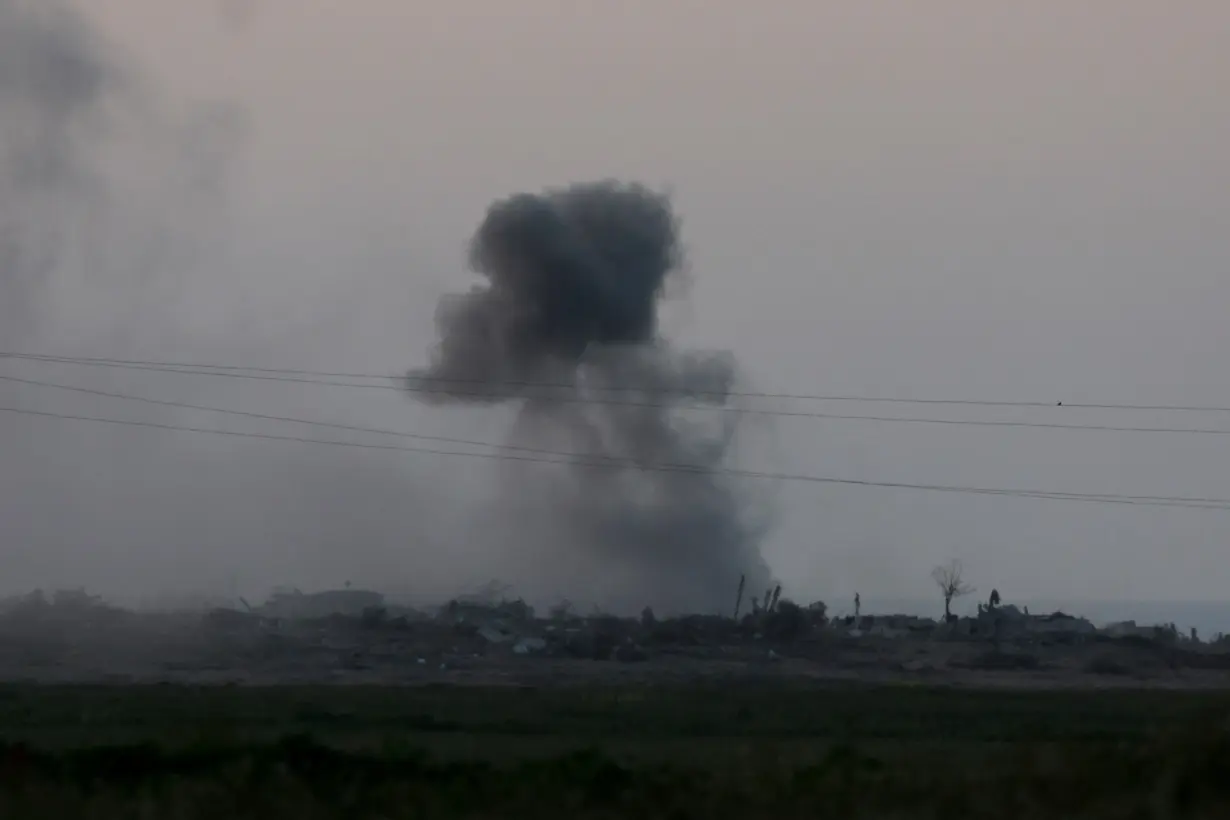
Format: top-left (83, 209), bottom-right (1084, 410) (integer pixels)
top-left (423, 585), bottom-right (832, 662)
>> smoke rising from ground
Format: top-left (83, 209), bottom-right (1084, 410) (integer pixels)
top-left (0, 1), bottom-right (585, 608)
top-left (1, 2), bottom-right (775, 616)
top-left (411, 182), bottom-right (774, 614)
top-left (0, 6), bottom-right (772, 613)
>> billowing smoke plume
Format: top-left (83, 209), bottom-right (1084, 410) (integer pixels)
top-left (410, 181), bottom-right (773, 614)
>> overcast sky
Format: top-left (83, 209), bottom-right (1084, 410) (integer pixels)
top-left (2, 1), bottom-right (1229, 609)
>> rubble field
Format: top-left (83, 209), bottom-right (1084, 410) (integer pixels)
top-left (1, 589), bottom-right (1228, 688)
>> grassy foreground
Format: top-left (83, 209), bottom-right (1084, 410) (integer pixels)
top-left (1, 682), bottom-right (1229, 818)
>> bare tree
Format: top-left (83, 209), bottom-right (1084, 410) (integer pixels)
top-left (932, 559), bottom-right (975, 621)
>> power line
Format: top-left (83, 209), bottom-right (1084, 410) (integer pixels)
top-left (10, 372), bottom-right (1230, 513)
top-left (12, 372), bottom-right (1229, 513)
top-left (6, 357), bottom-right (1230, 436)
top-left (1, 402), bottom-right (1228, 510)
top-left (7, 350), bottom-right (1230, 414)
top-left (0, 373), bottom-right (626, 461)
top-left (2, 354), bottom-right (408, 391)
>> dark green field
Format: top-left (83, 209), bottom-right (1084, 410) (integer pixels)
top-left (2, 682), bottom-right (1229, 818)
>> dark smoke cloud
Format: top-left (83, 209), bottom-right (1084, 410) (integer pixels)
top-left (410, 181), bottom-right (774, 614)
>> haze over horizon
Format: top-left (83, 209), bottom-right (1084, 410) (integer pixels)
top-left (2, 1), bottom-right (1229, 611)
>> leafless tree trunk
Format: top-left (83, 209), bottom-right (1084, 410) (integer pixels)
top-left (932, 559), bottom-right (975, 620)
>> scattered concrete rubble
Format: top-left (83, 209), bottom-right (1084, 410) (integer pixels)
top-left (1, 585), bottom-right (1228, 685)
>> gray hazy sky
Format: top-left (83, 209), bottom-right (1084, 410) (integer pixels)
top-left (3, 1), bottom-right (1229, 608)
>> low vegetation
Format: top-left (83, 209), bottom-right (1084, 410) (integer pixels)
top-left (2, 683), bottom-right (1230, 818)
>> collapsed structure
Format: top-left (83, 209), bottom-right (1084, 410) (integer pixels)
top-left (2, 586), bottom-right (1229, 685)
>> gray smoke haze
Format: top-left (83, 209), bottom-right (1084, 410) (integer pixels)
top-left (3, 1), bottom-right (1226, 620)
top-left (0, 0), bottom-right (244, 350)
top-left (411, 182), bottom-right (774, 614)
top-left (214, 0), bottom-right (260, 34)
top-left (0, 0), bottom-right (288, 604)
top-left (2, 2), bottom-right (663, 610)
top-left (0, 0), bottom-right (111, 343)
